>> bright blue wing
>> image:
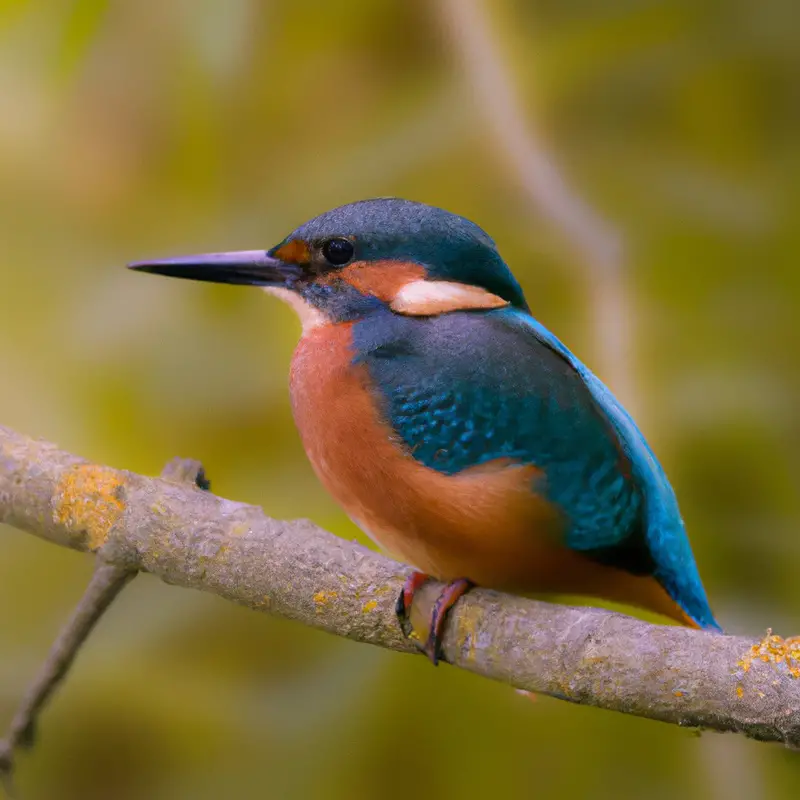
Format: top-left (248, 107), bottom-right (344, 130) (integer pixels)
top-left (353, 307), bottom-right (719, 630)
top-left (509, 310), bottom-right (720, 630)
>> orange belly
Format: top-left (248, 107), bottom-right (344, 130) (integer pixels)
top-left (289, 322), bottom-right (694, 625)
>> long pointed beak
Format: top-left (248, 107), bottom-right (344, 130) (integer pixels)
top-left (127, 250), bottom-right (304, 286)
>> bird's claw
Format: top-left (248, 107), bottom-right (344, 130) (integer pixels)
top-left (395, 571), bottom-right (428, 640)
top-left (396, 572), bottom-right (473, 666)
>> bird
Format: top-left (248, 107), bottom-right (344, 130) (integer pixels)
top-left (129, 197), bottom-right (720, 663)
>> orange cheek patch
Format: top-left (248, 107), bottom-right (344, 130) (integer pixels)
top-left (338, 260), bottom-right (426, 301)
top-left (336, 261), bottom-right (510, 316)
top-left (273, 239), bottom-right (311, 264)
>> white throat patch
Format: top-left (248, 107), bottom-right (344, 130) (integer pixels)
top-left (261, 286), bottom-right (327, 333)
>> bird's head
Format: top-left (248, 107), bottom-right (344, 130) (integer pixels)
top-left (129, 198), bottom-right (528, 329)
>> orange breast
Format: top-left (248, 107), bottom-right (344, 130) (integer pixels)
top-left (289, 322), bottom-right (695, 625)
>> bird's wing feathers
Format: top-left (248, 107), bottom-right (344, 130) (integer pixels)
top-left (356, 308), bottom-right (642, 545)
top-left (512, 312), bottom-right (719, 629)
top-left (353, 307), bottom-right (719, 629)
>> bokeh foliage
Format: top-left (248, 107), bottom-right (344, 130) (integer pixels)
top-left (1, 1), bottom-right (798, 798)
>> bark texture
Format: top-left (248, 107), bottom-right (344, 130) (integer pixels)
top-left (1, 424), bottom-right (798, 747)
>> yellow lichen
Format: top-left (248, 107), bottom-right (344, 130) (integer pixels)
top-left (313, 590), bottom-right (338, 609)
top-left (736, 685), bottom-right (744, 699)
top-left (455, 604), bottom-right (484, 664)
top-left (362, 600), bottom-right (378, 613)
top-left (54, 464), bottom-right (125, 551)
top-left (737, 630), bottom-right (800, 679)
top-left (229, 523), bottom-right (249, 537)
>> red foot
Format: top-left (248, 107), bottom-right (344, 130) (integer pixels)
top-left (396, 572), bottom-right (474, 665)
top-left (396, 571), bottom-right (429, 635)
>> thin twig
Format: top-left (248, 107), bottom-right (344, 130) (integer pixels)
top-left (0, 454), bottom-right (208, 790)
top-left (435, 0), bottom-right (634, 405)
top-left (0, 424), bottom-right (798, 749)
top-left (0, 564), bottom-right (135, 787)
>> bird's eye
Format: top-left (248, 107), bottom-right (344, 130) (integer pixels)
top-left (321, 237), bottom-right (354, 266)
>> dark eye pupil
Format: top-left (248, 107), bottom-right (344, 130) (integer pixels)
top-left (322, 238), bottom-right (354, 266)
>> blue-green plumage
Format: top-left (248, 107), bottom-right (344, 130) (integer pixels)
top-left (285, 198), bottom-right (528, 309)
top-left (353, 304), bottom-right (719, 631)
top-left (518, 312), bottom-right (720, 630)
top-left (130, 196), bottom-right (720, 640)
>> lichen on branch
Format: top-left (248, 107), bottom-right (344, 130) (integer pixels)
top-left (0, 423), bottom-right (798, 751)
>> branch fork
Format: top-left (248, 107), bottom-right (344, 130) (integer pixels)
top-left (0, 422), bottom-right (797, 788)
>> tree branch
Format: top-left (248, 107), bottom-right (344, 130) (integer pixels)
top-left (0, 455), bottom-right (209, 788)
top-left (0, 423), bottom-right (798, 751)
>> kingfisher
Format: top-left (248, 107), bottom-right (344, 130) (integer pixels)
top-left (129, 198), bottom-right (720, 663)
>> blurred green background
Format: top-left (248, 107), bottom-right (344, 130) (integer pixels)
top-left (1, 1), bottom-right (798, 798)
